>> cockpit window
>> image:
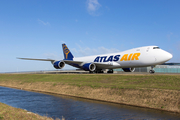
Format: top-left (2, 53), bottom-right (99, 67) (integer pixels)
top-left (153, 47), bottom-right (160, 49)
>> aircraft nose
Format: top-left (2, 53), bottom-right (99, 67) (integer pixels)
top-left (155, 50), bottom-right (173, 63)
top-left (166, 52), bottom-right (173, 60)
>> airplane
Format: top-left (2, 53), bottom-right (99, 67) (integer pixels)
top-left (18, 43), bottom-right (173, 74)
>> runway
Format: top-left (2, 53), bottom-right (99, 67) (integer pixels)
top-left (8, 69), bottom-right (180, 75)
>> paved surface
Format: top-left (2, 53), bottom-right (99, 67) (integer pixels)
top-left (6, 70), bottom-right (179, 75)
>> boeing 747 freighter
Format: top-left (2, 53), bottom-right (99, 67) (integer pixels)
top-left (18, 44), bottom-right (172, 74)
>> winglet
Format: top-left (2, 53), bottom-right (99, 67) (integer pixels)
top-left (62, 44), bottom-right (74, 60)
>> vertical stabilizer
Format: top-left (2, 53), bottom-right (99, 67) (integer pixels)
top-left (62, 44), bottom-right (74, 60)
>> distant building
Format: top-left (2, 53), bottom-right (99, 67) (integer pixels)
top-left (114, 65), bottom-right (180, 73)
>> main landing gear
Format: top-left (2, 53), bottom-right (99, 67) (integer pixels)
top-left (107, 69), bottom-right (113, 73)
top-left (149, 66), bottom-right (155, 74)
top-left (96, 70), bottom-right (104, 73)
top-left (89, 69), bottom-right (114, 74)
top-left (89, 70), bottom-right (104, 73)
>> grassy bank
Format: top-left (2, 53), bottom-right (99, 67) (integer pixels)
top-left (0, 74), bottom-right (180, 90)
top-left (0, 74), bottom-right (180, 113)
top-left (0, 102), bottom-right (52, 120)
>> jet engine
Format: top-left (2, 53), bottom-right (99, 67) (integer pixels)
top-left (82, 63), bottom-right (96, 72)
top-left (53, 61), bottom-right (65, 69)
top-left (122, 68), bottom-right (135, 72)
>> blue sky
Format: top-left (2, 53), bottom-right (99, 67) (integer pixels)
top-left (0, 0), bottom-right (180, 72)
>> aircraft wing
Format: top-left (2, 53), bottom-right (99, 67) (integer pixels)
top-left (17, 58), bottom-right (55, 62)
top-left (18, 58), bottom-right (118, 68)
top-left (64, 60), bottom-right (116, 68)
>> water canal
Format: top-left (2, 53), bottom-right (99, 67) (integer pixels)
top-left (0, 86), bottom-right (180, 120)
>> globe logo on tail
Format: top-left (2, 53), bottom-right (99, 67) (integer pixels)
top-left (63, 44), bottom-right (70, 59)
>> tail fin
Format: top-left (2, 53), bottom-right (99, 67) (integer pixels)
top-left (62, 44), bottom-right (74, 60)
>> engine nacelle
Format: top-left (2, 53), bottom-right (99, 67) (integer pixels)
top-left (53, 61), bottom-right (65, 69)
top-left (122, 68), bottom-right (135, 72)
top-left (82, 63), bottom-right (96, 72)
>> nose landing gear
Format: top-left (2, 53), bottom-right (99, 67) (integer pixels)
top-left (149, 70), bottom-right (155, 74)
top-left (149, 66), bottom-right (155, 74)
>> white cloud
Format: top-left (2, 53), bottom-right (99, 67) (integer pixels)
top-left (61, 41), bottom-right (66, 44)
top-left (167, 32), bottom-right (173, 40)
top-left (38, 19), bottom-right (50, 26)
top-left (72, 44), bottom-right (120, 57)
top-left (87, 0), bottom-right (101, 16)
top-left (105, 6), bottom-right (110, 11)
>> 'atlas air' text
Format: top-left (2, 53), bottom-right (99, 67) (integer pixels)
top-left (94, 53), bottom-right (141, 62)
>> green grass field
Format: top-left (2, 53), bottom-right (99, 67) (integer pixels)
top-left (0, 102), bottom-right (52, 120)
top-left (0, 74), bottom-right (180, 90)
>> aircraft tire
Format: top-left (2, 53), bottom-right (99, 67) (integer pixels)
top-left (107, 69), bottom-right (113, 73)
top-left (149, 70), bottom-right (155, 74)
top-left (95, 70), bottom-right (104, 73)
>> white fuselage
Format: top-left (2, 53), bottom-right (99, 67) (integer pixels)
top-left (73, 46), bottom-right (172, 69)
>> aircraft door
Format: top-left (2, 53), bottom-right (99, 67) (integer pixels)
top-left (146, 47), bottom-right (156, 62)
top-left (146, 47), bottom-right (150, 53)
